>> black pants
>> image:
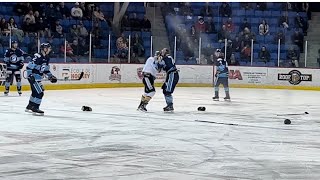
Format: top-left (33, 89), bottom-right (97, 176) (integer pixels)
top-left (142, 73), bottom-right (155, 95)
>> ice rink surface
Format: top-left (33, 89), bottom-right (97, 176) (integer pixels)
top-left (0, 87), bottom-right (319, 180)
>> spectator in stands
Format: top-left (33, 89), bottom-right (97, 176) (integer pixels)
top-left (141, 15), bottom-right (151, 31)
top-left (241, 44), bottom-right (251, 62)
top-left (205, 17), bottom-right (216, 34)
top-left (295, 13), bottom-right (308, 34)
top-left (53, 20), bottom-right (64, 38)
top-left (190, 25), bottom-right (200, 43)
top-left (302, 2), bottom-right (311, 20)
top-left (14, 3), bottom-right (31, 16)
top-left (116, 33), bottom-right (129, 59)
top-left (55, 4), bottom-right (64, 20)
top-left (8, 17), bottom-right (24, 42)
top-left (59, 2), bottom-right (70, 19)
top-left (202, 43), bottom-right (214, 61)
top-left (37, 17), bottom-right (51, 38)
top-left (24, 10), bottom-right (36, 24)
top-left (130, 13), bottom-right (141, 31)
top-left (217, 25), bottom-right (230, 43)
top-left (256, 3), bottom-right (267, 11)
top-left (46, 3), bottom-right (57, 23)
top-left (84, 3), bottom-right (94, 20)
top-left (61, 41), bottom-right (77, 62)
top-left (230, 53), bottom-right (240, 66)
top-left (240, 18), bottom-right (251, 31)
top-left (93, 6), bottom-right (107, 22)
top-left (195, 17), bottom-right (206, 33)
top-left (130, 53), bottom-right (140, 63)
top-left (22, 17), bottom-right (36, 36)
top-left (200, 2), bottom-right (213, 17)
top-left (291, 29), bottom-right (304, 52)
top-left (282, 2), bottom-right (299, 12)
top-left (180, 2), bottom-right (193, 16)
top-left (222, 40), bottom-right (233, 64)
top-left (287, 45), bottom-right (300, 67)
top-left (259, 19), bottom-right (269, 36)
top-left (241, 34), bottom-right (252, 50)
top-left (232, 36), bottom-right (241, 52)
top-left (161, 2), bottom-right (175, 16)
top-left (242, 27), bottom-right (256, 42)
top-left (279, 12), bottom-right (289, 29)
top-left (224, 17), bottom-right (235, 33)
top-left (241, 3), bottom-right (253, 10)
top-left (258, 46), bottom-right (271, 63)
top-left (183, 42), bottom-right (195, 62)
top-left (207, 54), bottom-right (215, 65)
top-left (80, 2), bottom-right (87, 13)
top-left (70, 24), bottom-right (79, 41)
top-left (274, 30), bottom-right (285, 44)
top-left (121, 15), bottom-right (131, 31)
top-left (219, 2), bottom-right (232, 17)
top-left (92, 22), bottom-right (102, 48)
top-left (131, 33), bottom-right (145, 57)
top-left (71, 2), bottom-right (83, 20)
top-left (0, 18), bottom-right (10, 36)
top-left (78, 21), bottom-right (88, 42)
top-left (70, 39), bottom-right (82, 56)
top-left (34, 11), bottom-right (41, 23)
top-left (80, 39), bottom-right (89, 55)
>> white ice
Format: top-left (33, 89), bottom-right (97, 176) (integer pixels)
top-left (0, 87), bottom-right (319, 180)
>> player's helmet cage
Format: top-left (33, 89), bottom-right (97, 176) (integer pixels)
top-left (11, 40), bottom-right (18, 47)
top-left (154, 51), bottom-right (161, 57)
top-left (161, 48), bottom-right (170, 57)
top-left (40, 43), bottom-right (52, 50)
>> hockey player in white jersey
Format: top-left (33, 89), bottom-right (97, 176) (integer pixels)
top-left (137, 51), bottom-right (162, 111)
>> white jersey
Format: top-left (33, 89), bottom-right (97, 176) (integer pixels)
top-left (143, 57), bottom-right (159, 77)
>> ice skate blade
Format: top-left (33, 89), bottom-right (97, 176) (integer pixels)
top-left (137, 108), bottom-right (147, 112)
top-left (213, 99), bottom-right (219, 101)
top-left (25, 109), bottom-right (33, 113)
top-left (33, 112), bottom-right (44, 116)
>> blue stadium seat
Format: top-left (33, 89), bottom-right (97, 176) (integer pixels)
top-left (251, 18), bottom-right (260, 25)
top-left (271, 53), bottom-right (278, 61)
top-left (245, 10), bottom-right (254, 17)
top-left (271, 11), bottom-right (281, 17)
top-left (267, 61), bottom-right (276, 67)
top-left (239, 61), bottom-right (247, 66)
top-left (264, 11), bottom-right (272, 17)
top-left (255, 11), bottom-right (263, 18)
top-left (256, 62), bottom-right (266, 67)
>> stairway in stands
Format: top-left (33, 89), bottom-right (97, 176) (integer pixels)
top-left (305, 12), bottom-right (320, 67)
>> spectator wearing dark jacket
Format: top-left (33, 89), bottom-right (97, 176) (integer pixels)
top-left (295, 13), bottom-right (308, 34)
top-left (121, 15), bottom-right (131, 31)
top-left (59, 2), bottom-right (70, 19)
top-left (141, 15), bottom-right (151, 31)
top-left (240, 18), bottom-right (251, 31)
top-left (219, 2), bottom-right (232, 17)
top-left (205, 17), bottom-right (216, 34)
top-left (258, 46), bottom-right (271, 63)
top-left (200, 2), bottom-right (213, 17)
top-left (130, 13), bottom-right (141, 31)
top-left (291, 29), bottom-right (304, 52)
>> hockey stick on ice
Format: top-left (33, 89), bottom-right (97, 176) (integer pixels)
top-left (44, 72), bottom-right (84, 81)
top-left (195, 120), bottom-right (239, 126)
top-left (276, 112), bottom-right (309, 116)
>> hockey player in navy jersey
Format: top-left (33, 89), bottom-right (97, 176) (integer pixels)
top-left (25, 43), bottom-right (57, 115)
top-left (137, 51), bottom-right (162, 112)
top-left (3, 41), bottom-right (25, 96)
top-left (158, 48), bottom-right (179, 112)
top-left (213, 49), bottom-right (231, 101)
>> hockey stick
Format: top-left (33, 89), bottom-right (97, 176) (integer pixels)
top-left (195, 120), bottom-right (239, 126)
top-left (44, 72), bottom-right (84, 82)
top-left (276, 112), bottom-right (309, 116)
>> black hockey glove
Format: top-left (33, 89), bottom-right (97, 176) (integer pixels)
top-left (28, 74), bottom-right (36, 84)
top-left (49, 75), bottom-right (57, 83)
top-left (18, 62), bottom-right (24, 69)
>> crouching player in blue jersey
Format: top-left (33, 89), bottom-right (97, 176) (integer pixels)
top-left (159, 48), bottom-right (179, 112)
top-left (3, 41), bottom-right (25, 96)
top-left (213, 49), bottom-right (231, 101)
top-left (25, 43), bottom-right (57, 115)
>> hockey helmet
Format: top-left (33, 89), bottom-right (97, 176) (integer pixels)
top-left (161, 48), bottom-right (170, 57)
top-left (40, 43), bottom-right (52, 50)
top-left (154, 50), bottom-right (161, 57)
top-left (11, 40), bottom-right (18, 48)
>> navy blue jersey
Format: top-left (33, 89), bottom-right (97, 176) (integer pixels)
top-left (159, 55), bottom-right (177, 73)
top-left (26, 53), bottom-right (53, 81)
top-left (216, 58), bottom-right (229, 78)
top-left (3, 48), bottom-right (25, 70)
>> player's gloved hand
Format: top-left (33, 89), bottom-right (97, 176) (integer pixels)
top-left (48, 75), bottom-right (57, 83)
top-left (18, 62), bottom-right (24, 69)
top-left (28, 74), bottom-right (36, 84)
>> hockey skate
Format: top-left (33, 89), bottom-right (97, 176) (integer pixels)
top-left (137, 103), bottom-right (148, 112)
top-left (224, 96), bottom-right (231, 101)
top-left (18, 91), bottom-right (22, 96)
top-left (4, 92), bottom-right (8, 96)
top-left (163, 104), bottom-right (174, 112)
top-left (31, 107), bottom-right (44, 116)
top-left (212, 96), bottom-right (219, 101)
top-left (25, 105), bottom-right (33, 113)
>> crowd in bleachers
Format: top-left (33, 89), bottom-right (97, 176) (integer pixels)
top-left (0, 2), bottom-right (151, 62)
top-left (162, 2), bottom-right (310, 67)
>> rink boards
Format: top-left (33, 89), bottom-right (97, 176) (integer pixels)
top-left (0, 63), bottom-right (319, 91)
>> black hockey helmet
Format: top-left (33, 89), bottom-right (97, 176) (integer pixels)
top-left (11, 40), bottom-right (18, 47)
top-left (161, 48), bottom-right (170, 57)
top-left (40, 43), bottom-right (52, 50)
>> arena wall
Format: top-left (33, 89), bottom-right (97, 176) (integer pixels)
top-left (1, 63), bottom-right (319, 91)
